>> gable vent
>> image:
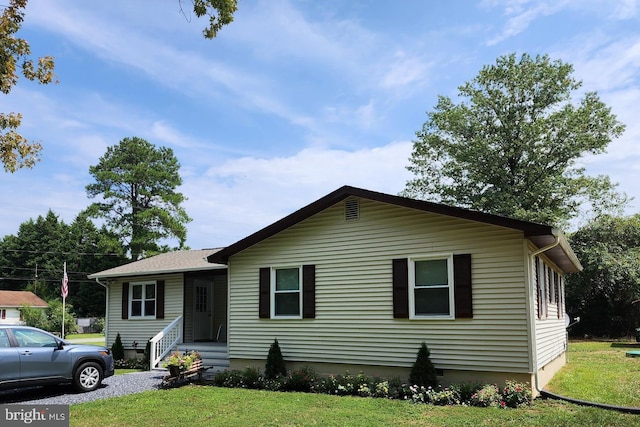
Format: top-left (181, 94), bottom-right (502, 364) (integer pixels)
top-left (345, 198), bottom-right (359, 221)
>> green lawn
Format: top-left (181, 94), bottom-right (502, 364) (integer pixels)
top-left (66, 333), bottom-right (105, 345)
top-left (546, 341), bottom-right (640, 407)
top-left (69, 341), bottom-right (640, 427)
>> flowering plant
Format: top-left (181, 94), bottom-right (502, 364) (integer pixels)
top-left (162, 350), bottom-right (200, 370)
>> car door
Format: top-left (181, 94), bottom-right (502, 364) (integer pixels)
top-left (12, 328), bottom-right (72, 381)
top-left (0, 329), bottom-right (20, 386)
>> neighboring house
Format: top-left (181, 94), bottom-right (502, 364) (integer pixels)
top-left (0, 291), bottom-right (48, 325)
top-left (90, 185), bottom-right (582, 395)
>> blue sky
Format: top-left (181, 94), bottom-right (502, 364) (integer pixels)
top-left (1, 0), bottom-right (639, 250)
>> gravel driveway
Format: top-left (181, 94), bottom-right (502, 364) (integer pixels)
top-left (0, 371), bottom-right (165, 405)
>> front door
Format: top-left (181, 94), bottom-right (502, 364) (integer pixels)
top-left (193, 279), bottom-right (214, 341)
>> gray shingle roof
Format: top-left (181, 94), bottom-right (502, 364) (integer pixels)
top-left (88, 249), bottom-right (226, 280)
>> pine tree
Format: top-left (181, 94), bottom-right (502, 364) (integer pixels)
top-left (409, 342), bottom-right (438, 388)
top-left (264, 338), bottom-right (286, 379)
top-left (111, 333), bottom-right (125, 361)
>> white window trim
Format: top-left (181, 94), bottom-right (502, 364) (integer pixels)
top-left (409, 253), bottom-right (455, 320)
top-left (129, 281), bottom-right (157, 319)
top-left (270, 265), bottom-right (303, 319)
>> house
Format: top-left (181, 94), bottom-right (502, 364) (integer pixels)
top-left (87, 249), bottom-right (229, 370)
top-left (90, 185), bottom-right (581, 395)
top-left (0, 291), bottom-right (48, 325)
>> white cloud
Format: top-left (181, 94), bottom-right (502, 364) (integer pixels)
top-left (181, 141), bottom-right (413, 248)
top-left (610, 0), bottom-right (640, 19)
top-left (483, 0), bottom-right (570, 45)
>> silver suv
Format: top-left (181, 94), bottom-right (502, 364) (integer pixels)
top-left (0, 325), bottom-right (114, 392)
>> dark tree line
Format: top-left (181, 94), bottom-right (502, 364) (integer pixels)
top-left (565, 215), bottom-right (640, 337)
top-left (0, 210), bottom-right (128, 317)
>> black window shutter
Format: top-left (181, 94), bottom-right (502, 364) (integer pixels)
top-left (453, 254), bottom-right (473, 318)
top-left (392, 258), bottom-right (409, 318)
top-left (259, 267), bottom-right (270, 319)
top-left (156, 280), bottom-right (165, 319)
top-left (302, 265), bottom-right (316, 319)
top-left (121, 282), bottom-right (129, 320)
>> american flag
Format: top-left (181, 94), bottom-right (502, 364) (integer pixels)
top-left (61, 262), bottom-right (69, 299)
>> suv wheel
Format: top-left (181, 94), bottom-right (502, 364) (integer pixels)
top-left (74, 362), bottom-right (103, 392)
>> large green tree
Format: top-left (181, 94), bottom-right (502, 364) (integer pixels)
top-left (565, 215), bottom-right (640, 337)
top-left (85, 137), bottom-right (191, 261)
top-left (1, 0), bottom-right (237, 173)
top-left (403, 53), bottom-right (627, 226)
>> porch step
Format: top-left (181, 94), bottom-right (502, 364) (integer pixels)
top-left (176, 343), bottom-right (229, 376)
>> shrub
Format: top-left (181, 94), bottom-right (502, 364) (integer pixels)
top-left (335, 371), bottom-right (357, 396)
top-left (264, 338), bottom-right (286, 380)
top-left (241, 366), bottom-right (264, 389)
top-left (206, 365), bottom-right (531, 410)
top-left (410, 385), bottom-right (460, 405)
top-left (470, 384), bottom-right (502, 408)
top-left (457, 380), bottom-right (483, 402)
top-left (111, 333), bottom-right (125, 361)
top-left (387, 376), bottom-right (411, 400)
top-left (142, 339), bottom-right (151, 370)
top-left (431, 385), bottom-right (461, 406)
top-left (409, 342), bottom-right (438, 388)
top-left (212, 370), bottom-right (245, 388)
top-left (114, 358), bottom-right (147, 370)
top-left (372, 379), bottom-right (390, 398)
top-left (284, 366), bottom-right (319, 392)
top-left (93, 317), bottom-right (105, 333)
top-left (502, 380), bottom-right (532, 408)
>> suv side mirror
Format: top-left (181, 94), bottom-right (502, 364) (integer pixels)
top-left (55, 340), bottom-right (65, 351)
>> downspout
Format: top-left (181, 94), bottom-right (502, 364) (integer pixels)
top-left (94, 278), bottom-right (110, 346)
top-left (529, 233), bottom-right (561, 395)
top-left (531, 234), bottom-right (560, 258)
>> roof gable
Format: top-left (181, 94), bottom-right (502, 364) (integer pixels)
top-left (0, 291), bottom-right (48, 308)
top-left (208, 185), bottom-right (582, 273)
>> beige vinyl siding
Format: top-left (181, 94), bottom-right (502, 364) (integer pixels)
top-left (106, 274), bottom-right (183, 349)
top-left (228, 198), bottom-right (533, 374)
top-left (533, 255), bottom-right (567, 368)
top-left (183, 280), bottom-right (194, 342)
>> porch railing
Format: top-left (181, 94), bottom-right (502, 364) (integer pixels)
top-left (149, 315), bottom-right (183, 369)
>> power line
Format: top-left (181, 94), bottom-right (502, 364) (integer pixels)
top-left (0, 266), bottom-right (94, 275)
top-left (0, 248), bottom-right (122, 257)
top-left (0, 277), bottom-right (97, 284)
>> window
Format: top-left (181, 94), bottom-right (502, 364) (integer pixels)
top-left (259, 265), bottom-right (316, 320)
top-left (13, 328), bottom-right (58, 348)
top-left (393, 254), bottom-right (472, 319)
top-left (272, 267), bottom-right (302, 318)
top-left (409, 255), bottom-right (454, 318)
top-left (130, 282), bottom-right (156, 318)
top-left (121, 280), bottom-right (164, 320)
top-left (0, 330), bottom-right (10, 348)
top-left (1, 309), bottom-right (5, 320)
top-left (534, 256), bottom-right (564, 320)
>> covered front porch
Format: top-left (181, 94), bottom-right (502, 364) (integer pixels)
top-left (150, 269), bottom-right (229, 371)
